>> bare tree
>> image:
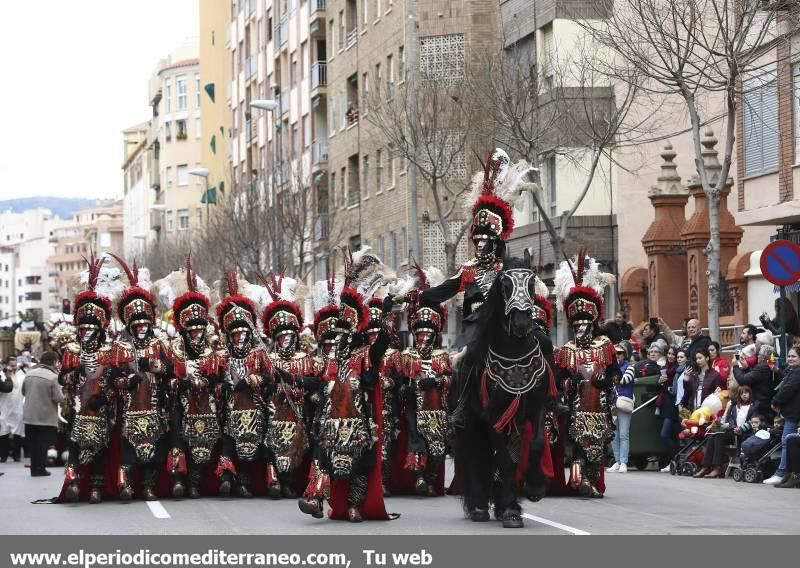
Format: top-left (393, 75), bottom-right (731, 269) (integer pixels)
top-left (365, 78), bottom-right (477, 275)
top-left (467, 34), bottom-right (657, 265)
top-left (581, 0), bottom-right (799, 340)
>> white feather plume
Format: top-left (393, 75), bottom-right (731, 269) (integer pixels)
top-left (311, 278), bottom-right (343, 311)
top-left (151, 270), bottom-right (212, 312)
top-left (534, 276), bottom-right (549, 298)
top-left (79, 264), bottom-right (126, 305)
top-left (462, 148), bottom-right (534, 213)
top-left (553, 253), bottom-right (615, 312)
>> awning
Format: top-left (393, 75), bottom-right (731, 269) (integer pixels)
top-left (201, 187), bottom-right (217, 204)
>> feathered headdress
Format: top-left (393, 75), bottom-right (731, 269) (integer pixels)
top-left (532, 274), bottom-right (553, 328)
top-left (216, 266), bottom-right (257, 334)
top-left (171, 256), bottom-right (211, 334)
top-left (464, 149), bottom-right (535, 241)
top-left (108, 253), bottom-right (156, 325)
top-left (407, 258), bottom-right (446, 334)
top-left (311, 272), bottom-right (342, 343)
top-left (74, 252), bottom-right (112, 329)
top-left (343, 246), bottom-right (396, 299)
top-left (257, 270), bottom-right (303, 338)
top-left (554, 247), bottom-right (616, 324)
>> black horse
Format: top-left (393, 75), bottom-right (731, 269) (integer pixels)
top-left (450, 252), bottom-right (553, 528)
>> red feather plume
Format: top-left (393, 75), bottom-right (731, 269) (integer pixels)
top-left (107, 253), bottom-right (139, 287)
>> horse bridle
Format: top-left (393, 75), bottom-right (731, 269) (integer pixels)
top-left (501, 269), bottom-right (536, 316)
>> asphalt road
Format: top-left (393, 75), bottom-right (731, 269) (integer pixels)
top-left (2, 458), bottom-right (799, 535)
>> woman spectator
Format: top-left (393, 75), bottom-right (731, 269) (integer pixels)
top-left (680, 348), bottom-right (725, 414)
top-left (709, 341), bottom-right (731, 386)
top-left (764, 346), bottom-right (800, 485)
top-left (658, 347), bottom-right (683, 472)
top-left (733, 344), bottom-right (780, 423)
top-left (692, 385), bottom-right (758, 478)
top-left (775, 426), bottom-right (800, 488)
top-left (608, 344), bottom-right (633, 473)
top-left (760, 298), bottom-right (800, 353)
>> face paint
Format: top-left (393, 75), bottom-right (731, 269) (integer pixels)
top-left (133, 322), bottom-right (150, 340)
top-left (415, 331), bottom-right (434, 352)
top-left (366, 331), bottom-right (380, 345)
top-left (277, 333), bottom-right (297, 354)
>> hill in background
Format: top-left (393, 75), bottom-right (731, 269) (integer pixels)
top-left (0, 196), bottom-right (98, 219)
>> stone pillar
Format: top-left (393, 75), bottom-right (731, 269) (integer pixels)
top-left (641, 143), bottom-right (689, 330)
top-left (681, 130), bottom-right (744, 326)
top-left (619, 266), bottom-right (648, 325)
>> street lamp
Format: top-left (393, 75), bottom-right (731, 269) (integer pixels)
top-left (189, 167), bottom-right (211, 235)
top-left (250, 99), bottom-right (280, 269)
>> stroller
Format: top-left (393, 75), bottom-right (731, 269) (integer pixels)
top-left (730, 432), bottom-right (782, 483)
top-left (669, 431), bottom-right (709, 476)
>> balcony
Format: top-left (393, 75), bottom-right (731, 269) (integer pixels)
top-left (311, 61), bottom-right (327, 90)
top-left (246, 54), bottom-right (258, 79)
top-left (314, 213), bottom-right (329, 240)
top-left (312, 140), bottom-right (329, 167)
top-left (274, 17), bottom-right (288, 49)
top-left (346, 28), bottom-right (358, 49)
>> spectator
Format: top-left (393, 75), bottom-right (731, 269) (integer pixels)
top-left (760, 298), bottom-right (800, 351)
top-left (733, 344), bottom-right (779, 423)
top-left (659, 347), bottom-right (683, 472)
top-left (708, 341), bottom-right (731, 386)
top-left (608, 343), bottom-right (633, 473)
top-left (606, 312), bottom-right (633, 344)
top-left (764, 345), bottom-right (800, 485)
top-left (739, 324), bottom-right (758, 349)
top-left (775, 426), bottom-right (800, 488)
top-left (0, 355), bottom-right (25, 462)
top-left (21, 352), bottom-right (63, 477)
top-left (740, 414), bottom-right (773, 463)
top-left (641, 318), bottom-right (669, 358)
top-left (685, 319), bottom-right (712, 370)
top-left (680, 348), bottom-right (725, 413)
top-left (693, 385), bottom-right (758, 478)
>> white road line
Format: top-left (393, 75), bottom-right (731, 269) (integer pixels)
top-left (146, 501), bottom-right (171, 519)
top-left (522, 513), bottom-right (590, 535)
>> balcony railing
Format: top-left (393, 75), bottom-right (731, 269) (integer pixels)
top-left (277, 18), bottom-right (288, 47)
top-left (246, 54), bottom-right (258, 79)
top-left (346, 28), bottom-right (358, 49)
top-left (311, 61), bottom-right (327, 89)
top-left (312, 140), bottom-right (329, 165)
top-left (280, 90), bottom-right (289, 114)
top-left (311, 0), bottom-right (326, 13)
top-left (314, 213), bottom-right (329, 240)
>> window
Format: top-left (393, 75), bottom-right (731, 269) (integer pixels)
top-left (196, 117), bottom-right (201, 139)
top-left (291, 53), bottom-right (298, 87)
top-left (177, 75), bottom-right (187, 110)
top-left (387, 54), bottom-right (394, 85)
top-left (165, 80), bottom-right (172, 113)
top-left (399, 45), bottom-right (405, 81)
top-left (401, 227), bottom-right (407, 262)
top-left (377, 234), bottom-right (385, 260)
top-left (164, 121), bottom-right (172, 142)
top-left (178, 209), bottom-right (190, 230)
top-left (794, 64), bottom-right (800, 163)
top-left (177, 164), bottom-right (189, 186)
top-left (165, 166), bottom-right (172, 187)
top-left (292, 123), bottom-right (299, 156)
top-left (546, 155), bottom-right (557, 217)
top-left (303, 114), bottom-right (310, 148)
top-left (176, 119), bottom-right (187, 140)
top-left (389, 230), bottom-right (397, 270)
top-left (330, 95), bottom-right (338, 131)
top-left (196, 74), bottom-right (201, 107)
top-left (387, 154), bottom-right (395, 187)
top-left (362, 72), bottom-right (369, 114)
top-left (743, 71), bottom-right (778, 176)
top-left (197, 208), bottom-right (203, 228)
top-left (376, 148), bottom-right (383, 191)
top-left (338, 12), bottom-right (345, 51)
top-left (363, 0), bottom-right (368, 28)
top-left (375, 0), bottom-right (381, 18)
top-left (329, 19), bottom-right (336, 55)
top-left (167, 211), bottom-right (174, 232)
top-left (331, 172), bottom-right (337, 206)
top-left (419, 34), bottom-right (465, 85)
top-left (363, 155), bottom-right (370, 197)
top-left (339, 167), bottom-right (346, 207)
top-left (300, 41), bottom-right (307, 77)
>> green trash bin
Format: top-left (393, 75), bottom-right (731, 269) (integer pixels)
top-left (627, 374), bottom-right (669, 471)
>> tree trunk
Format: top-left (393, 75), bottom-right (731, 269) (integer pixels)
top-left (705, 190), bottom-right (721, 342)
top-left (444, 241), bottom-right (458, 278)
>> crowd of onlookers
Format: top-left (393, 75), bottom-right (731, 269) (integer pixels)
top-left (603, 302), bottom-right (800, 489)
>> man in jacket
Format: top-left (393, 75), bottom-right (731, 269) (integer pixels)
top-left (685, 319), bottom-right (712, 370)
top-left (732, 345), bottom-right (778, 423)
top-left (22, 352), bottom-right (64, 477)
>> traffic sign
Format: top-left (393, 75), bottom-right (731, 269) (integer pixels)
top-left (760, 240), bottom-right (800, 287)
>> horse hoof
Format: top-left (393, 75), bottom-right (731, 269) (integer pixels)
top-left (502, 509), bottom-right (524, 529)
top-left (218, 481), bottom-right (231, 498)
top-left (525, 483), bottom-right (546, 502)
top-left (470, 509), bottom-right (490, 522)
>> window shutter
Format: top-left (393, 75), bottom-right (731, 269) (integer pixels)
top-left (794, 64), bottom-right (800, 163)
top-left (743, 71), bottom-right (778, 177)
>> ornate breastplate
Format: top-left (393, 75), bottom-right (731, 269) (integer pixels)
top-left (485, 343), bottom-right (546, 396)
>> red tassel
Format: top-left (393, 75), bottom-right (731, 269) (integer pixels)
top-left (493, 395), bottom-right (521, 433)
top-left (215, 456), bottom-right (237, 478)
top-left (266, 464), bottom-right (276, 487)
top-left (480, 371), bottom-right (490, 409)
top-left (168, 450), bottom-right (188, 475)
top-left (546, 362), bottom-right (557, 398)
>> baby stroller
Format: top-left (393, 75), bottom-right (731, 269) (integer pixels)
top-left (669, 432), bottom-right (709, 476)
top-left (731, 433), bottom-right (782, 483)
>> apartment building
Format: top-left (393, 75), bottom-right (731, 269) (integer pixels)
top-left (47, 201), bottom-right (124, 310)
top-left (121, 122), bottom-right (154, 258)
top-left (147, 41), bottom-right (206, 245)
top-left (0, 209), bottom-right (71, 325)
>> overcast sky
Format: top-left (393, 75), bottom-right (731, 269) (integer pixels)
top-left (0, 1), bottom-right (198, 201)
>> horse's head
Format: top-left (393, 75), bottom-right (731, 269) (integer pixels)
top-left (494, 251), bottom-right (539, 339)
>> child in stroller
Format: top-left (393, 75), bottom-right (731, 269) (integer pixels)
top-left (732, 415), bottom-right (783, 483)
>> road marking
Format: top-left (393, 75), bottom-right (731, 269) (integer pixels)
top-left (146, 501), bottom-right (171, 519)
top-left (522, 513), bottom-right (590, 535)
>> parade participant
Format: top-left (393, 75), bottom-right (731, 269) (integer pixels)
top-left (258, 271), bottom-right (314, 499)
top-left (108, 254), bottom-right (172, 502)
top-left (365, 297), bottom-right (403, 497)
top-left (400, 264), bottom-right (451, 497)
top-left (215, 269), bottom-right (274, 498)
top-left (59, 254), bottom-right (115, 503)
top-left (166, 257), bottom-right (224, 499)
top-left (299, 261), bottom-right (391, 522)
top-left (553, 249), bottom-right (619, 498)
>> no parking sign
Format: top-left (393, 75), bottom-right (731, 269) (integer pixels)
top-left (760, 240), bottom-right (800, 287)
